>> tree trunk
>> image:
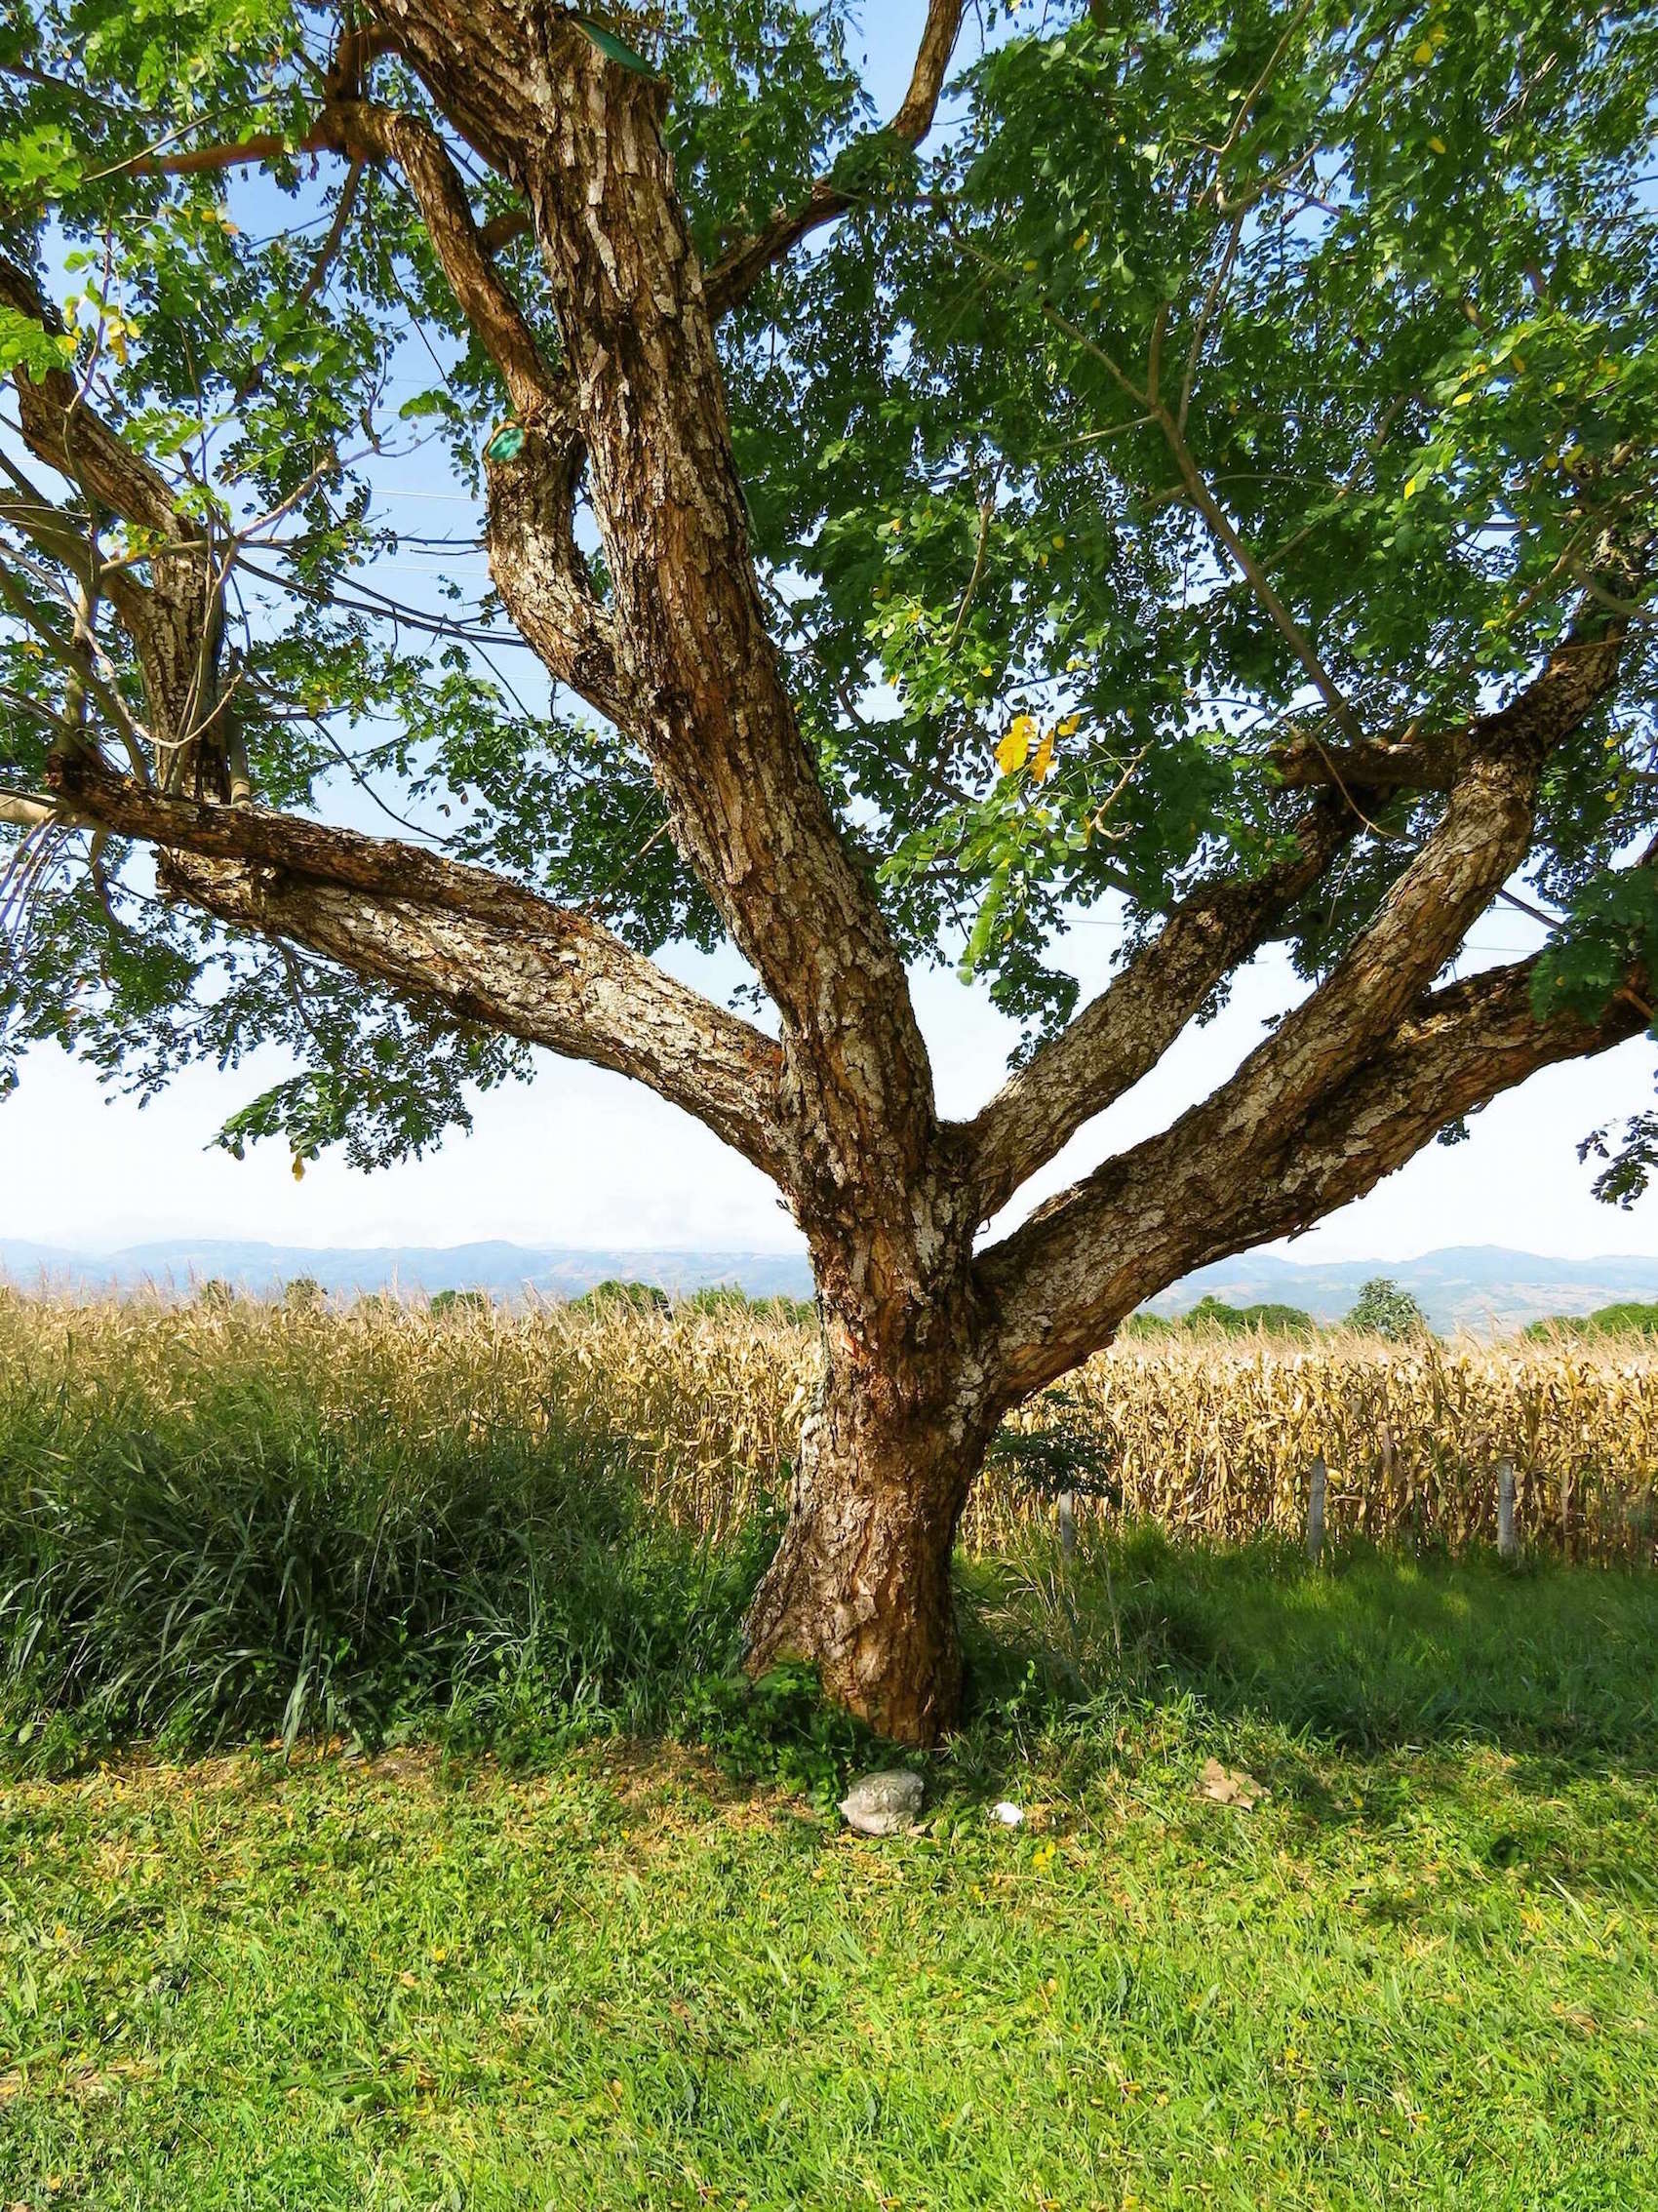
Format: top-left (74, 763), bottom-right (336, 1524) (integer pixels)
top-left (742, 1350), bottom-right (991, 1746)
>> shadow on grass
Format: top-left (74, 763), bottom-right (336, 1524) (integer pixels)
top-left (4, 1371), bottom-right (1653, 1799)
top-left (958, 1521), bottom-right (1658, 1767)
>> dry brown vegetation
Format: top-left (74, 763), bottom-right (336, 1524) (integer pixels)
top-left (3, 1289), bottom-right (1654, 1563)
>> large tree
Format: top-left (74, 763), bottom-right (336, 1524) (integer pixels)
top-left (2, 0), bottom-right (1655, 1739)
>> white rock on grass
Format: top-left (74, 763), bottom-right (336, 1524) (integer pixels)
top-left (991, 1800), bottom-right (1025, 1827)
top-left (839, 1769), bottom-right (924, 1836)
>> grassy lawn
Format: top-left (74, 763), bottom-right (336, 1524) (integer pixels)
top-left (4, 1544), bottom-right (1657, 2210)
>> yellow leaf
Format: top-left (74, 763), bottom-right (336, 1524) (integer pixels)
top-left (1051, 533), bottom-right (1066, 550)
top-left (996, 714), bottom-right (1036, 774)
top-left (1412, 37), bottom-right (1435, 61)
top-left (1428, 135), bottom-right (1446, 154)
top-left (1031, 727), bottom-right (1056, 782)
top-left (1403, 475), bottom-right (1418, 497)
top-left (292, 1156), bottom-right (305, 1182)
top-left (1057, 713), bottom-right (1083, 737)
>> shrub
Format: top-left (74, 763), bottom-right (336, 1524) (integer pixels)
top-left (1345, 1277), bottom-right (1429, 1340)
top-left (570, 1280), bottom-right (671, 1314)
top-left (1184, 1294), bottom-right (1317, 1336)
top-left (1526, 1300), bottom-right (1658, 1339)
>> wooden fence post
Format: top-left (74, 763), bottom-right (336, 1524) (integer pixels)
top-left (1057, 1488), bottom-right (1078, 1564)
top-left (1496, 1457), bottom-right (1519, 1563)
top-left (1306, 1455), bottom-right (1326, 1564)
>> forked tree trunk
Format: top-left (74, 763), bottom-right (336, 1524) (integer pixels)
top-left (742, 1346), bottom-right (994, 1746)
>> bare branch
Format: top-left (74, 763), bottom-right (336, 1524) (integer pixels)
top-left (702, 0), bottom-right (966, 317)
top-left (50, 754), bottom-right (791, 1178)
top-left (980, 949), bottom-right (1646, 1402)
top-left (962, 796), bottom-right (1354, 1220)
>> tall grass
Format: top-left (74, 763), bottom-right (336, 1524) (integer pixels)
top-left (5, 1288), bottom-right (1657, 1559)
top-left (0, 1291), bottom-right (776, 1760)
top-left (2, 1287), bottom-right (1655, 1762)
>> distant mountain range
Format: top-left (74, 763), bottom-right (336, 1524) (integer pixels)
top-left (1141, 1245), bottom-right (1658, 1333)
top-left (0, 1238), bottom-right (815, 1305)
top-left (3, 1237), bottom-right (1656, 1333)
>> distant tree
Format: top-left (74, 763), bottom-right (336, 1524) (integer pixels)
top-left (1186, 1295), bottom-right (1317, 1337)
top-left (1346, 1279), bottom-right (1430, 1341)
top-left (571, 1282), bottom-right (672, 1316)
top-left (682, 1286), bottom-right (814, 1323)
top-left (2, 1), bottom-right (1655, 1738)
top-left (1525, 1299), bottom-right (1658, 1337)
top-left (429, 1286), bottom-right (491, 1317)
top-left (1117, 1312), bottom-right (1176, 1341)
top-left (283, 1276), bottom-right (325, 1309)
top-left (195, 1280), bottom-right (238, 1310)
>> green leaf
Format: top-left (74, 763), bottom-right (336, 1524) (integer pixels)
top-left (571, 14), bottom-right (658, 77)
top-left (0, 302), bottom-right (73, 380)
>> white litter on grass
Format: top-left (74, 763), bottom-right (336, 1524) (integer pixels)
top-left (991, 1800), bottom-right (1025, 1827)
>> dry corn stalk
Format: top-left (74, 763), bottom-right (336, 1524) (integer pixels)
top-left (1, 1292), bottom-right (1653, 1564)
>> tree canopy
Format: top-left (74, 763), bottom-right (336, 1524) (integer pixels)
top-left (2, 0), bottom-right (1654, 1180)
top-left (4, 0), bottom-right (1658, 1735)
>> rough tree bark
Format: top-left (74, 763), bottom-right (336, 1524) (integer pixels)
top-left (4, 1), bottom-right (1651, 1742)
top-left (743, 1310), bottom-right (1001, 1745)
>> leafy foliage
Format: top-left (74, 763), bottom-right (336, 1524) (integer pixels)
top-left (1524, 1298), bottom-right (1658, 1338)
top-left (0, 0), bottom-right (1656, 1165)
top-left (1345, 1276), bottom-right (1431, 1339)
top-left (1184, 1294), bottom-right (1317, 1337)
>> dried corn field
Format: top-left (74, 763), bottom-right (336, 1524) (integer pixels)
top-left (2, 1290), bottom-right (1655, 1564)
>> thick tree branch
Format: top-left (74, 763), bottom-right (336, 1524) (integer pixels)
top-left (482, 407), bottom-right (629, 727)
top-left (980, 952), bottom-right (1646, 1400)
top-left (1276, 590), bottom-right (1639, 799)
top-left (1157, 570), bottom-right (1640, 1151)
top-left (113, 127), bottom-right (334, 179)
top-left (0, 255), bottom-right (225, 777)
top-left (702, 0), bottom-right (967, 317)
top-left (45, 754), bottom-right (789, 1178)
top-left (961, 795), bottom-right (1354, 1220)
top-left (977, 566), bottom-right (1643, 1394)
top-left (1275, 734), bottom-right (1450, 792)
top-left (375, 2), bottom-right (949, 1338)
top-left (333, 99), bottom-right (556, 417)
top-left (0, 257), bottom-right (189, 537)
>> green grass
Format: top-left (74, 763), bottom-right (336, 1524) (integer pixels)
top-left (4, 1307), bottom-right (1657, 2204)
top-left (4, 1530), bottom-right (1657, 2209)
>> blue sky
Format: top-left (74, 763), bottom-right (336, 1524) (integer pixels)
top-left (4, 3), bottom-right (1656, 1263)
